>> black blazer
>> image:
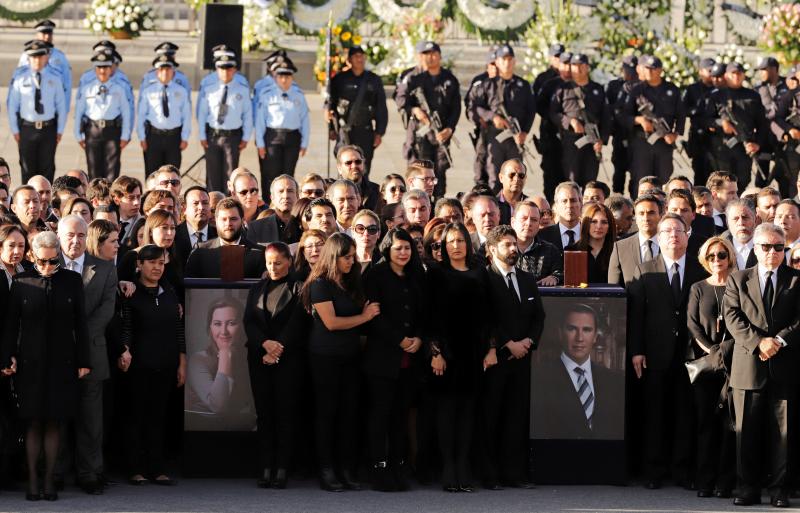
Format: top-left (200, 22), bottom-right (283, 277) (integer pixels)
top-left (691, 214), bottom-right (716, 241)
top-left (485, 264), bottom-right (545, 360)
top-left (174, 222), bottom-right (216, 267)
top-left (537, 224), bottom-right (566, 252)
top-left (243, 276), bottom-right (308, 359)
top-left (723, 233), bottom-right (758, 268)
top-left (185, 237), bottom-right (266, 279)
top-left (724, 265), bottom-right (800, 390)
top-left (246, 215), bottom-right (280, 245)
top-left (628, 255), bottom-right (708, 370)
top-left (532, 360), bottom-right (624, 440)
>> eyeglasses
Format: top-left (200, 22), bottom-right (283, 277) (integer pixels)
top-left (304, 242), bottom-right (325, 251)
top-left (507, 172), bottom-right (526, 180)
top-left (756, 243), bottom-right (785, 253)
top-left (659, 228), bottom-right (686, 235)
top-left (540, 209), bottom-right (553, 217)
top-left (430, 242), bottom-right (442, 251)
top-left (302, 188), bottom-right (324, 197)
top-left (415, 176), bottom-right (438, 184)
top-left (388, 186), bottom-right (406, 194)
top-left (159, 179), bottom-right (181, 187)
top-left (237, 188), bottom-right (259, 196)
top-left (35, 257), bottom-right (60, 266)
top-left (354, 224), bottom-right (379, 235)
top-left (343, 159), bottom-right (363, 167)
top-left (705, 251), bottom-right (729, 261)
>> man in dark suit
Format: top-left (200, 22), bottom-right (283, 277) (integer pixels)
top-left (629, 213), bottom-right (707, 489)
top-left (496, 159), bottom-right (528, 225)
top-left (707, 171), bottom-right (738, 234)
top-left (724, 223), bottom-right (800, 507)
top-left (608, 193), bottom-right (663, 287)
top-left (724, 198), bottom-right (758, 269)
top-left (482, 225), bottom-right (544, 489)
top-left (174, 186), bottom-right (216, 267)
top-left (666, 189), bottom-right (709, 265)
top-left (532, 303), bottom-right (624, 440)
top-left (336, 145), bottom-right (379, 212)
top-left (56, 215), bottom-right (118, 494)
top-left (468, 194), bottom-right (500, 255)
top-left (247, 174), bottom-right (300, 245)
top-left (537, 181), bottom-right (582, 254)
top-left (185, 198), bottom-right (266, 279)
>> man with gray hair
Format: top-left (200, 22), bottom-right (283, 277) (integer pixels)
top-left (327, 179), bottom-right (361, 232)
top-left (725, 198), bottom-right (758, 269)
top-left (55, 214), bottom-right (118, 495)
top-left (537, 181), bottom-right (582, 253)
top-left (402, 189), bottom-right (431, 227)
top-left (725, 222), bottom-right (800, 507)
top-left (247, 174), bottom-right (301, 244)
top-left (605, 194), bottom-right (635, 239)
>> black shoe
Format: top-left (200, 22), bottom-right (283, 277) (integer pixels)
top-left (443, 484), bottom-right (458, 492)
top-left (319, 468), bottom-right (344, 492)
top-left (271, 468), bottom-right (287, 489)
top-left (503, 480), bottom-right (536, 489)
top-left (392, 463), bottom-right (410, 492)
top-left (771, 493), bottom-right (790, 508)
top-left (697, 489), bottom-right (713, 498)
top-left (25, 492), bottom-right (41, 501)
top-left (340, 470), bottom-right (361, 491)
top-left (458, 484), bottom-right (475, 493)
top-left (734, 495), bottom-right (761, 506)
top-left (371, 464), bottom-right (394, 492)
top-left (676, 479), bottom-right (696, 491)
top-left (484, 481), bottom-right (503, 491)
top-left (257, 468), bottom-right (272, 489)
top-left (714, 489), bottom-right (732, 498)
top-left (98, 474), bottom-right (116, 488)
top-left (78, 480), bottom-right (104, 495)
top-left (644, 480), bottom-right (661, 490)
top-left (42, 492), bottom-right (58, 501)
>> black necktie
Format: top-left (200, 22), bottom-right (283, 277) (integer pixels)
top-left (506, 272), bottom-right (519, 302)
top-left (643, 240), bottom-right (654, 262)
top-left (670, 262), bottom-right (682, 304)
top-left (717, 213), bottom-right (726, 228)
top-left (34, 72), bottom-right (44, 115)
top-left (162, 85), bottom-right (170, 118)
top-left (763, 270), bottom-right (774, 324)
top-left (566, 229), bottom-right (576, 247)
top-left (193, 231), bottom-right (204, 249)
top-left (217, 85), bottom-right (228, 125)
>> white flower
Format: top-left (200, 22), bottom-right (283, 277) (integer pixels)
top-left (93, 22), bottom-right (103, 31)
top-left (143, 18), bottom-right (153, 29)
top-left (83, 18), bottom-right (91, 27)
top-left (124, 14), bottom-right (131, 22)
top-left (134, 5), bottom-right (140, 12)
top-left (106, 20), bottom-right (113, 28)
top-left (114, 18), bottom-right (124, 28)
top-left (125, 6), bottom-right (131, 13)
top-left (130, 21), bottom-right (139, 31)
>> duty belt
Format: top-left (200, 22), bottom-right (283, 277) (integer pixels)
top-left (89, 117), bottom-right (122, 129)
top-left (207, 126), bottom-right (243, 138)
top-left (21, 119), bottom-right (55, 129)
top-left (148, 125), bottom-right (182, 136)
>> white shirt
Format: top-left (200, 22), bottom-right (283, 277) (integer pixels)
top-left (561, 352), bottom-right (595, 401)
top-left (662, 253), bottom-right (687, 289)
top-left (638, 233), bottom-right (659, 262)
top-left (496, 263), bottom-right (520, 300)
top-left (187, 224), bottom-right (209, 247)
top-left (559, 222), bottom-right (581, 248)
top-left (732, 238), bottom-right (754, 270)
top-left (64, 253), bottom-right (86, 276)
top-left (2, 263), bottom-right (23, 288)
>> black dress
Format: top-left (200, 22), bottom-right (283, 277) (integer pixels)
top-left (117, 248), bottom-right (184, 303)
top-left (0, 268), bottom-right (90, 420)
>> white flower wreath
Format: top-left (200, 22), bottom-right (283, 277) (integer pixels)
top-left (456, 0), bottom-right (535, 31)
top-left (366, 0), bottom-right (446, 25)
top-left (290, 0), bottom-right (356, 31)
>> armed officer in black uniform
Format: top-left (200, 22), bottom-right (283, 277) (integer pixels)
top-left (774, 66), bottom-right (800, 198)
top-left (464, 48), bottom-right (498, 186)
top-left (395, 41), bottom-right (461, 198)
top-left (472, 44), bottom-right (535, 193)
top-left (622, 55), bottom-right (685, 198)
top-left (703, 62), bottom-right (767, 189)
top-left (549, 53), bottom-right (611, 188)
top-left (754, 56), bottom-right (790, 189)
top-left (325, 46), bottom-right (388, 176)
top-left (537, 50), bottom-right (572, 200)
top-left (532, 43), bottom-right (564, 98)
top-left (682, 57), bottom-right (717, 190)
top-left (606, 55), bottom-right (639, 194)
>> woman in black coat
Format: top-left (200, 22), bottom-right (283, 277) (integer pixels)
top-left (363, 228), bottom-right (427, 491)
top-left (244, 242), bottom-right (309, 489)
top-left (1, 231), bottom-right (91, 501)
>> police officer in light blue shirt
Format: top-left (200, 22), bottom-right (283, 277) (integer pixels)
top-left (137, 54), bottom-right (192, 174)
top-left (8, 40), bottom-right (66, 183)
top-left (197, 44), bottom-right (250, 118)
top-left (16, 20), bottom-right (72, 113)
top-left (138, 42), bottom-right (191, 98)
top-left (77, 41), bottom-right (135, 122)
top-left (74, 49), bottom-right (132, 181)
top-left (255, 57), bottom-right (309, 198)
top-left (197, 53), bottom-right (252, 193)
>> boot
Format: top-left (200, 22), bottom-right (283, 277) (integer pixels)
top-left (371, 462), bottom-right (394, 492)
top-left (340, 469), bottom-right (362, 491)
top-left (392, 460), bottom-right (410, 491)
top-left (319, 467), bottom-right (344, 492)
top-left (271, 468), bottom-right (287, 489)
top-left (257, 468), bottom-right (271, 488)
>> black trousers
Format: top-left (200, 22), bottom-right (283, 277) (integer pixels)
top-left (205, 129), bottom-right (242, 193)
top-left (611, 138), bottom-right (630, 194)
top-left (733, 383), bottom-right (795, 496)
top-left (335, 126), bottom-right (375, 176)
top-left (437, 393), bottom-right (475, 485)
top-left (309, 353), bottom-right (360, 470)
top-left (84, 123), bottom-right (122, 181)
top-left (144, 127), bottom-right (182, 175)
top-left (260, 128), bottom-right (301, 203)
top-left (561, 132), bottom-right (600, 189)
top-left (630, 135), bottom-right (674, 198)
top-left (693, 376), bottom-right (735, 492)
top-left (487, 131), bottom-right (523, 193)
top-left (642, 364), bottom-right (695, 482)
top-left (247, 349), bottom-right (301, 472)
top-left (367, 369), bottom-right (414, 465)
top-left (18, 122), bottom-right (57, 183)
top-left (539, 127), bottom-right (563, 202)
top-left (482, 358), bottom-right (530, 483)
top-left (688, 134), bottom-right (713, 190)
top-left (123, 367), bottom-right (172, 477)
top-left (709, 136), bottom-right (753, 189)
top-left (472, 127), bottom-right (489, 185)
top-left (780, 144), bottom-right (800, 199)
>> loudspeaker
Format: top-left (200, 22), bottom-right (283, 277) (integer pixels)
top-left (200, 4), bottom-right (244, 70)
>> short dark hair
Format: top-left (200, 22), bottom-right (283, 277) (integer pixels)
top-left (52, 175), bottom-right (83, 193)
top-left (335, 144), bottom-right (364, 161)
top-left (706, 171), bottom-right (736, 191)
top-left (658, 212), bottom-right (688, 231)
top-left (485, 225), bottom-right (517, 248)
top-left (183, 185), bottom-right (209, 203)
top-left (605, 194), bottom-right (633, 213)
top-left (136, 244), bottom-right (165, 261)
top-left (639, 175), bottom-right (663, 188)
top-left (215, 197), bottom-right (244, 218)
top-left (264, 241), bottom-right (292, 260)
top-left (584, 180), bottom-right (610, 198)
top-left (435, 197), bottom-right (463, 217)
top-left (778, 198), bottom-right (800, 213)
top-left (666, 175), bottom-right (693, 188)
top-left (87, 178), bottom-right (111, 204)
top-left (111, 175), bottom-right (142, 198)
top-left (305, 197), bottom-right (337, 221)
top-left (667, 188), bottom-right (696, 211)
top-left (634, 193), bottom-right (665, 214)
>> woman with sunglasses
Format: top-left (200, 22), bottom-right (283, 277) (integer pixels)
top-left (378, 174), bottom-right (406, 210)
top-left (687, 236), bottom-right (737, 499)
top-left (789, 245), bottom-right (800, 270)
top-left (380, 203), bottom-right (407, 236)
top-left (1, 231), bottom-right (91, 501)
top-left (352, 210), bottom-right (382, 273)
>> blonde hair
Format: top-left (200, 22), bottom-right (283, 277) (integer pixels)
top-left (697, 236), bottom-right (737, 275)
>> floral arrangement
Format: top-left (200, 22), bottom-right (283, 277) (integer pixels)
top-left (367, 0), bottom-right (445, 25)
top-left (455, 0), bottom-right (535, 39)
top-left (240, 0), bottom-right (287, 52)
top-left (372, 10), bottom-right (447, 84)
top-left (760, 3), bottom-right (800, 67)
top-left (652, 27), bottom-right (706, 87)
top-left (85, 0), bottom-right (155, 37)
top-left (290, 0), bottom-right (357, 32)
top-left (313, 21), bottom-right (366, 85)
top-left (520, 0), bottom-right (586, 81)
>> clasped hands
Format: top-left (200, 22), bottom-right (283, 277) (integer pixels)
top-left (483, 338), bottom-right (533, 371)
top-left (2, 356), bottom-right (89, 378)
top-left (758, 337), bottom-right (782, 362)
top-left (262, 339), bottom-right (284, 365)
top-left (399, 336), bottom-right (422, 354)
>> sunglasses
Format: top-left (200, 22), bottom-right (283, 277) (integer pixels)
top-left (540, 209), bottom-right (553, 217)
top-left (159, 179), bottom-right (181, 187)
top-left (705, 251), bottom-right (729, 261)
top-left (343, 159), bottom-right (363, 167)
top-left (792, 257), bottom-right (800, 265)
top-left (237, 188), bottom-right (259, 196)
top-left (303, 188), bottom-right (324, 197)
top-left (388, 185), bottom-right (406, 194)
top-left (36, 257), bottom-right (60, 266)
top-left (507, 172), bottom-right (526, 180)
top-left (354, 224), bottom-right (379, 235)
top-left (756, 243), bottom-right (785, 253)
top-left (430, 242), bottom-right (442, 251)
